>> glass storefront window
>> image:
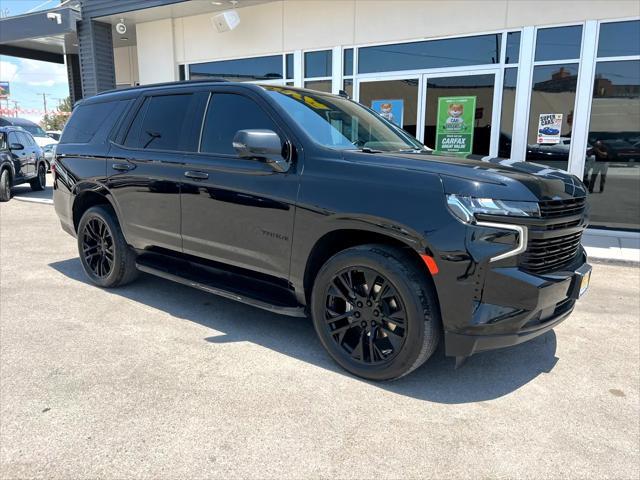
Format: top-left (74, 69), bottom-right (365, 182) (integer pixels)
top-left (584, 60), bottom-right (640, 230)
top-left (506, 32), bottom-right (521, 64)
top-left (359, 79), bottom-right (419, 138)
top-left (597, 20), bottom-right (640, 58)
top-left (423, 74), bottom-right (495, 155)
top-left (285, 53), bottom-right (294, 80)
top-left (188, 55), bottom-right (283, 81)
top-left (344, 48), bottom-right (354, 76)
top-left (342, 79), bottom-right (353, 98)
top-left (358, 34), bottom-right (501, 74)
top-left (499, 68), bottom-right (518, 158)
top-left (304, 50), bottom-right (332, 78)
top-left (304, 80), bottom-right (332, 93)
top-left (525, 63), bottom-right (579, 170)
top-left (535, 25), bottom-right (582, 61)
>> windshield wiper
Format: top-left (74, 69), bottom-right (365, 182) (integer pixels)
top-left (356, 147), bottom-right (383, 153)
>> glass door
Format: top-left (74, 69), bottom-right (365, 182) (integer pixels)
top-left (421, 71), bottom-right (499, 157)
top-left (356, 75), bottom-right (422, 139)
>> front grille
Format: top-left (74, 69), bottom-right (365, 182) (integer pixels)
top-left (520, 231), bottom-right (583, 274)
top-left (539, 197), bottom-right (586, 218)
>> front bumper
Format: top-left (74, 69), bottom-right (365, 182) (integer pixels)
top-left (442, 254), bottom-right (591, 358)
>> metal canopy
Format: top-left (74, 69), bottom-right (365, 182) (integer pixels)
top-left (0, 6), bottom-right (81, 64)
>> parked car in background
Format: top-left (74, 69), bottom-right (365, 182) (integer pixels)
top-left (53, 82), bottom-right (592, 380)
top-left (0, 117), bottom-right (58, 170)
top-left (0, 126), bottom-right (48, 201)
top-left (47, 130), bottom-right (62, 141)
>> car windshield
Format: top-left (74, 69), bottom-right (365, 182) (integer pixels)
top-left (263, 86), bottom-right (424, 152)
top-left (20, 124), bottom-right (47, 137)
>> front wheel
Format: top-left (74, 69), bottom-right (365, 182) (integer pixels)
top-left (311, 244), bottom-right (441, 381)
top-left (0, 169), bottom-right (10, 202)
top-left (77, 205), bottom-right (139, 288)
top-left (30, 163), bottom-right (46, 191)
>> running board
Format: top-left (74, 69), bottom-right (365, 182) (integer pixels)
top-left (135, 253), bottom-right (306, 318)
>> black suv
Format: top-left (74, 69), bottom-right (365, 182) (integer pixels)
top-left (0, 126), bottom-right (47, 202)
top-left (53, 82), bottom-right (591, 380)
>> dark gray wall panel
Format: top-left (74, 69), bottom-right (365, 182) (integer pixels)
top-left (80, 0), bottom-right (187, 19)
top-left (77, 20), bottom-right (115, 97)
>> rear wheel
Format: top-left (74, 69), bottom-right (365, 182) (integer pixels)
top-left (311, 244), bottom-right (440, 381)
top-left (77, 205), bottom-right (138, 288)
top-left (0, 169), bottom-right (10, 202)
top-left (30, 163), bottom-right (46, 191)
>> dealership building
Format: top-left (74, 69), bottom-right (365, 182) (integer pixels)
top-left (0, 0), bottom-right (638, 233)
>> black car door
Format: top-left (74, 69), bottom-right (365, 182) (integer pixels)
top-left (179, 88), bottom-right (299, 280)
top-left (19, 132), bottom-right (37, 177)
top-left (107, 91), bottom-right (205, 253)
top-left (7, 131), bottom-right (28, 179)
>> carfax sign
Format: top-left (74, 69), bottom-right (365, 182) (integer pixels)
top-left (435, 95), bottom-right (476, 155)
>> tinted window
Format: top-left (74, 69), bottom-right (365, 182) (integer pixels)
top-left (178, 64), bottom-right (186, 81)
top-left (305, 50), bottom-right (332, 78)
top-left (7, 132), bottom-right (20, 147)
top-left (358, 34), bottom-right (501, 74)
top-left (286, 53), bottom-right (294, 79)
top-left (20, 132), bottom-right (36, 147)
top-left (598, 20), bottom-right (640, 58)
top-left (189, 55), bottom-right (283, 81)
top-left (200, 93), bottom-right (279, 155)
top-left (0, 133), bottom-right (6, 150)
top-left (61, 101), bottom-right (119, 144)
top-left (535, 25), bottom-right (582, 61)
top-left (124, 94), bottom-right (193, 151)
top-left (506, 32), bottom-right (521, 64)
top-left (343, 48), bottom-right (354, 76)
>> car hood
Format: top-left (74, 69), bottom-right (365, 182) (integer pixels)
top-left (342, 150), bottom-right (587, 202)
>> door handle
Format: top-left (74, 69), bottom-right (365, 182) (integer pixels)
top-left (112, 163), bottom-right (135, 171)
top-left (184, 170), bottom-right (209, 180)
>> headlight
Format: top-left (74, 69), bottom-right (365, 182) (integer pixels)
top-left (446, 194), bottom-right (540, 224)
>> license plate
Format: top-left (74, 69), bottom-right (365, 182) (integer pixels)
top-left (579, 270), bottom-right (591, 297)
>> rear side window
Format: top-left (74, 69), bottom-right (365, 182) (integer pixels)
top-left (61, 101), bottom-right (119, 144)
top-left (200, 93), bottom-right (279, 155)
top-left (124, 94), bottom-right (193, 151)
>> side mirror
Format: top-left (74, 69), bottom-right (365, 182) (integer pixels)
top-left (9, 143), bottom-right (24, 151)
top-left (233, 129), bottom-right (289, 172)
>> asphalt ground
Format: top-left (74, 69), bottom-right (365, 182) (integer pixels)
top-left (1, 182), bottom-right (639, 479)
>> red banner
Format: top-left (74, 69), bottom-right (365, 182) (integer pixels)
top-left (0, 108), bottom-right (71, 116)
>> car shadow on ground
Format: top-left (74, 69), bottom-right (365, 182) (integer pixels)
top-left (11, 183), bottom-right (53, 202)
top-left (49, 257), bottom-right (559, 404)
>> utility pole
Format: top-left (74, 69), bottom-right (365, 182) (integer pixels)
top-left (37, 93), bottom-right (50, 115)
top-left (11, 101), bottom-right (19, 117)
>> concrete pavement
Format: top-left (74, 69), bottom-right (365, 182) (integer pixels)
top-left (1, 194), bottom-right (639, 479)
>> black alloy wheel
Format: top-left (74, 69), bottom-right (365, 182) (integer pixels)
top-left (81, 217), bottom-right (114, 278)
top-left (30, 163), bottom-right (46, 191)
top-left (311, 244), bottom-right (441, 381)
top-left (324, 267), bottom-right (407, 365)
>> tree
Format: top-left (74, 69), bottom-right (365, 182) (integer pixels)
top-left (41, 96), bottom-right (73, 131)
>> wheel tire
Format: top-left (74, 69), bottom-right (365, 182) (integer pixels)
top-left (30, 163), bottom-right (46, 191)
top-left (311, 244), bottom-right (441, 381)
top-left (77, 205), bottom-right (139, 288)
top-left (0, 169), bottom-right (10, 202)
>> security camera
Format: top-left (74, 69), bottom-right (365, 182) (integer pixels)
top-left (115, 19), bottom-right (127, 35)
top-left (46, 12), bottom-right (62, 24)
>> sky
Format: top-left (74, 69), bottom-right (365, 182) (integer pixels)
top-left (0, 0), bottom-right (70, 124)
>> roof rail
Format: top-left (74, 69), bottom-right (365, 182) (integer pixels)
top-left (97, 78), bottom-right (231, 96)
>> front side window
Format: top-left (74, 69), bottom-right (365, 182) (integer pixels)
top-left (200, 93), bottom-right (280, 155)
top-left (124, 94), bottom-right (193, 151)
top-left (7, 132), bottom-right (19, 147)
top-left (264, 86), bottom-right (423, 152)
